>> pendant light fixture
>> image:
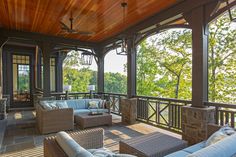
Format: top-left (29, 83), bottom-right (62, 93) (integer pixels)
top-left (116, 1), bottom-right (128, 55)
top-left (77, 47), bottom-right (93, 65)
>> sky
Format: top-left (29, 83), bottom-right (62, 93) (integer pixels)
top-left (81, 49), bottom-right (127, 75)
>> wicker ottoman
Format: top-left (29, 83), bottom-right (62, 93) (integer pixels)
top-left (75, 113), bottom-right (112, 129)
top-left (120, 132), bottom-right (187, 157)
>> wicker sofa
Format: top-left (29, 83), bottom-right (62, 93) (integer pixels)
top-left (44, 128), bottom-right (104, 157)
top-left (36, 99), bottom-right (109, 134)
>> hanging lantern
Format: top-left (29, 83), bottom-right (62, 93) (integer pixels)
top-left (116, 1), bottom-right (128, 55)
top-left (116, 38), bottom-right (128, 55)
top-left (80, 50), bottom-right (93, 65)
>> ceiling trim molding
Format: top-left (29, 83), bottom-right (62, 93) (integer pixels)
top-left (0, 28), bottom-right (97, 49)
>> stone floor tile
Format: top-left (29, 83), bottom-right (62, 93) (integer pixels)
top-left (14, 136), bottom-right (34, 144)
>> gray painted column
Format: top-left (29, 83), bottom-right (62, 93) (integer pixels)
top-left (0, 38), bottom-right (8, 99)
top-left (97, 55), bottom-right (104, 93)
top-left (40, 42), bottom-right (54, 96)
top-left (127, 36), bottom-right (136, 98)
top-left (94, 47), bottom-right (105, 93)
top-left (186, 6), bottom-right (209, 107)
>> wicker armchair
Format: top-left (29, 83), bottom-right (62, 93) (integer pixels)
top-left (36, 105), bottom-right (74, 134)
top-left (44, 128), bottom-right (104, 157)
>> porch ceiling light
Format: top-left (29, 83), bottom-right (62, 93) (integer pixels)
top-left (78, 49), bottom-right (93, 65)
top-left (116, 1), bottom-right (128, 56)
top-left (228, 5), bottom-right (236, 22)
top-left (116, 38), bottom-right (128, 55)
top-left (211, 0), bottom-right (236, 23)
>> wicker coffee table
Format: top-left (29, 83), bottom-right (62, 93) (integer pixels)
top-left (120, 132), bottom-right (187, 157)
top-left (75, 113), bottom-right (112, 129)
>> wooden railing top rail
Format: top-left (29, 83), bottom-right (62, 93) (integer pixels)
top-left (51, 92), bottom-right (90, 95)
top-left (135, 95), bottom-right (192, 104)
top-left (205, 101), bottom-right (236, 109)
top-left (99, 92), bottom-right (127, 96)
top-left (50, 92), bottom-right (193, 104)
top-left (50, 92), bottom-right (127, 96)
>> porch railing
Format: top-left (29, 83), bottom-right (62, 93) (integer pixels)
top-left (51, 92), bottom-right (91, 100)
top-left (43, 92), bottom-right (236, 133)
top-left (135, 96), bottom-right (192, 133)
top-left (50, 92), bottom-right (127, 114)
top-left (205, 102), bottom-right (236, 128)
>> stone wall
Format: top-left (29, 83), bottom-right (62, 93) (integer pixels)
top-left (182, 106), bottom-right (215, 145)
top-left (120, 98), bottom-right (137, 125)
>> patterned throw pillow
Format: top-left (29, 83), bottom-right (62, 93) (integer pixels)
top-left (99, 100), bottom-right (106, 108)
top-left (41, 101), bottom-right (58, 110)
top-left (88, 101), bottom-right (99, 109)
top-left (205, 124), bottom-right (235, 147)
top-left (47, 101), bottom-right (58, 109)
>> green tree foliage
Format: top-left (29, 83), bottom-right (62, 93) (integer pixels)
top-left (63, 50), bottom-right (127, 94)
top-left (137, 8), bottom-right (236, 102)
top-left (137, 29), bottom-right (192, 99)
top-left (63, 67), bottom-right (97, 92)
top-left (208, 9), bottom-right (236, 103)
top-left (63, 50), bottom-right (97, 92)
top-left (104, 72), bottom-right (127, 94)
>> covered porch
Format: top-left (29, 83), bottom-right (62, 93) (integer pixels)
top-left (0, 0), bottom-right (236, 156)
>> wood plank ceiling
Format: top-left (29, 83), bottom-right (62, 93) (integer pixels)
top-left (0, 0), bottom-right (178, 42)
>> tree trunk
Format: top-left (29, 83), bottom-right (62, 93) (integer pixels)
top-left (175, 75), bottom-right (181, 99)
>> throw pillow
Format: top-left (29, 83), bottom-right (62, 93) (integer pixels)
top-left (40, 101), bottom-right (52, 110)
top-left (220, 124), bottom-right (235, 135)
top-left (47, 101), bottom-right (58, 109)
top-left (99, 100), bottom-right (106, 109)
top-left (187, 133), bottom-right (236, 157)
top-left (88, 101), bottom-right (99, 109)
top-left (205, 124), bottom-right (235, 147)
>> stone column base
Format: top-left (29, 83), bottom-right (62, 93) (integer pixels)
top-left (182, 106), bottom-right (215, 145)
top-left (120, 98), bottom-right (137, 125)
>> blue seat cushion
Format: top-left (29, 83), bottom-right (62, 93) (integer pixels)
top-left (66, 100), bottom-right (77, 109)
top-left (165, 150), bottom-right (190, 157)
top-left (67, 99), bottom-right (86, 109)
top-left (183, 141), bottom-right (205, 154)
top-left (74, 109), bottom-right (91, 114)
top-left (89, 109), bottom-right (109, 113)
top-left (75, 99), bottom-right (86, 109)
top-left (74, 109), bottom-right (109, 115)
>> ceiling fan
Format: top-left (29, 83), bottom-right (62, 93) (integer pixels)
top-left (60, 17), bottom-right (94, 36)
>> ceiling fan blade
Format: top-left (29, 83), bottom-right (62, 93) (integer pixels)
top-left (60, 21), bottom-right (70, 30)
top-left (77, 31), bottom-right (95, 35)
